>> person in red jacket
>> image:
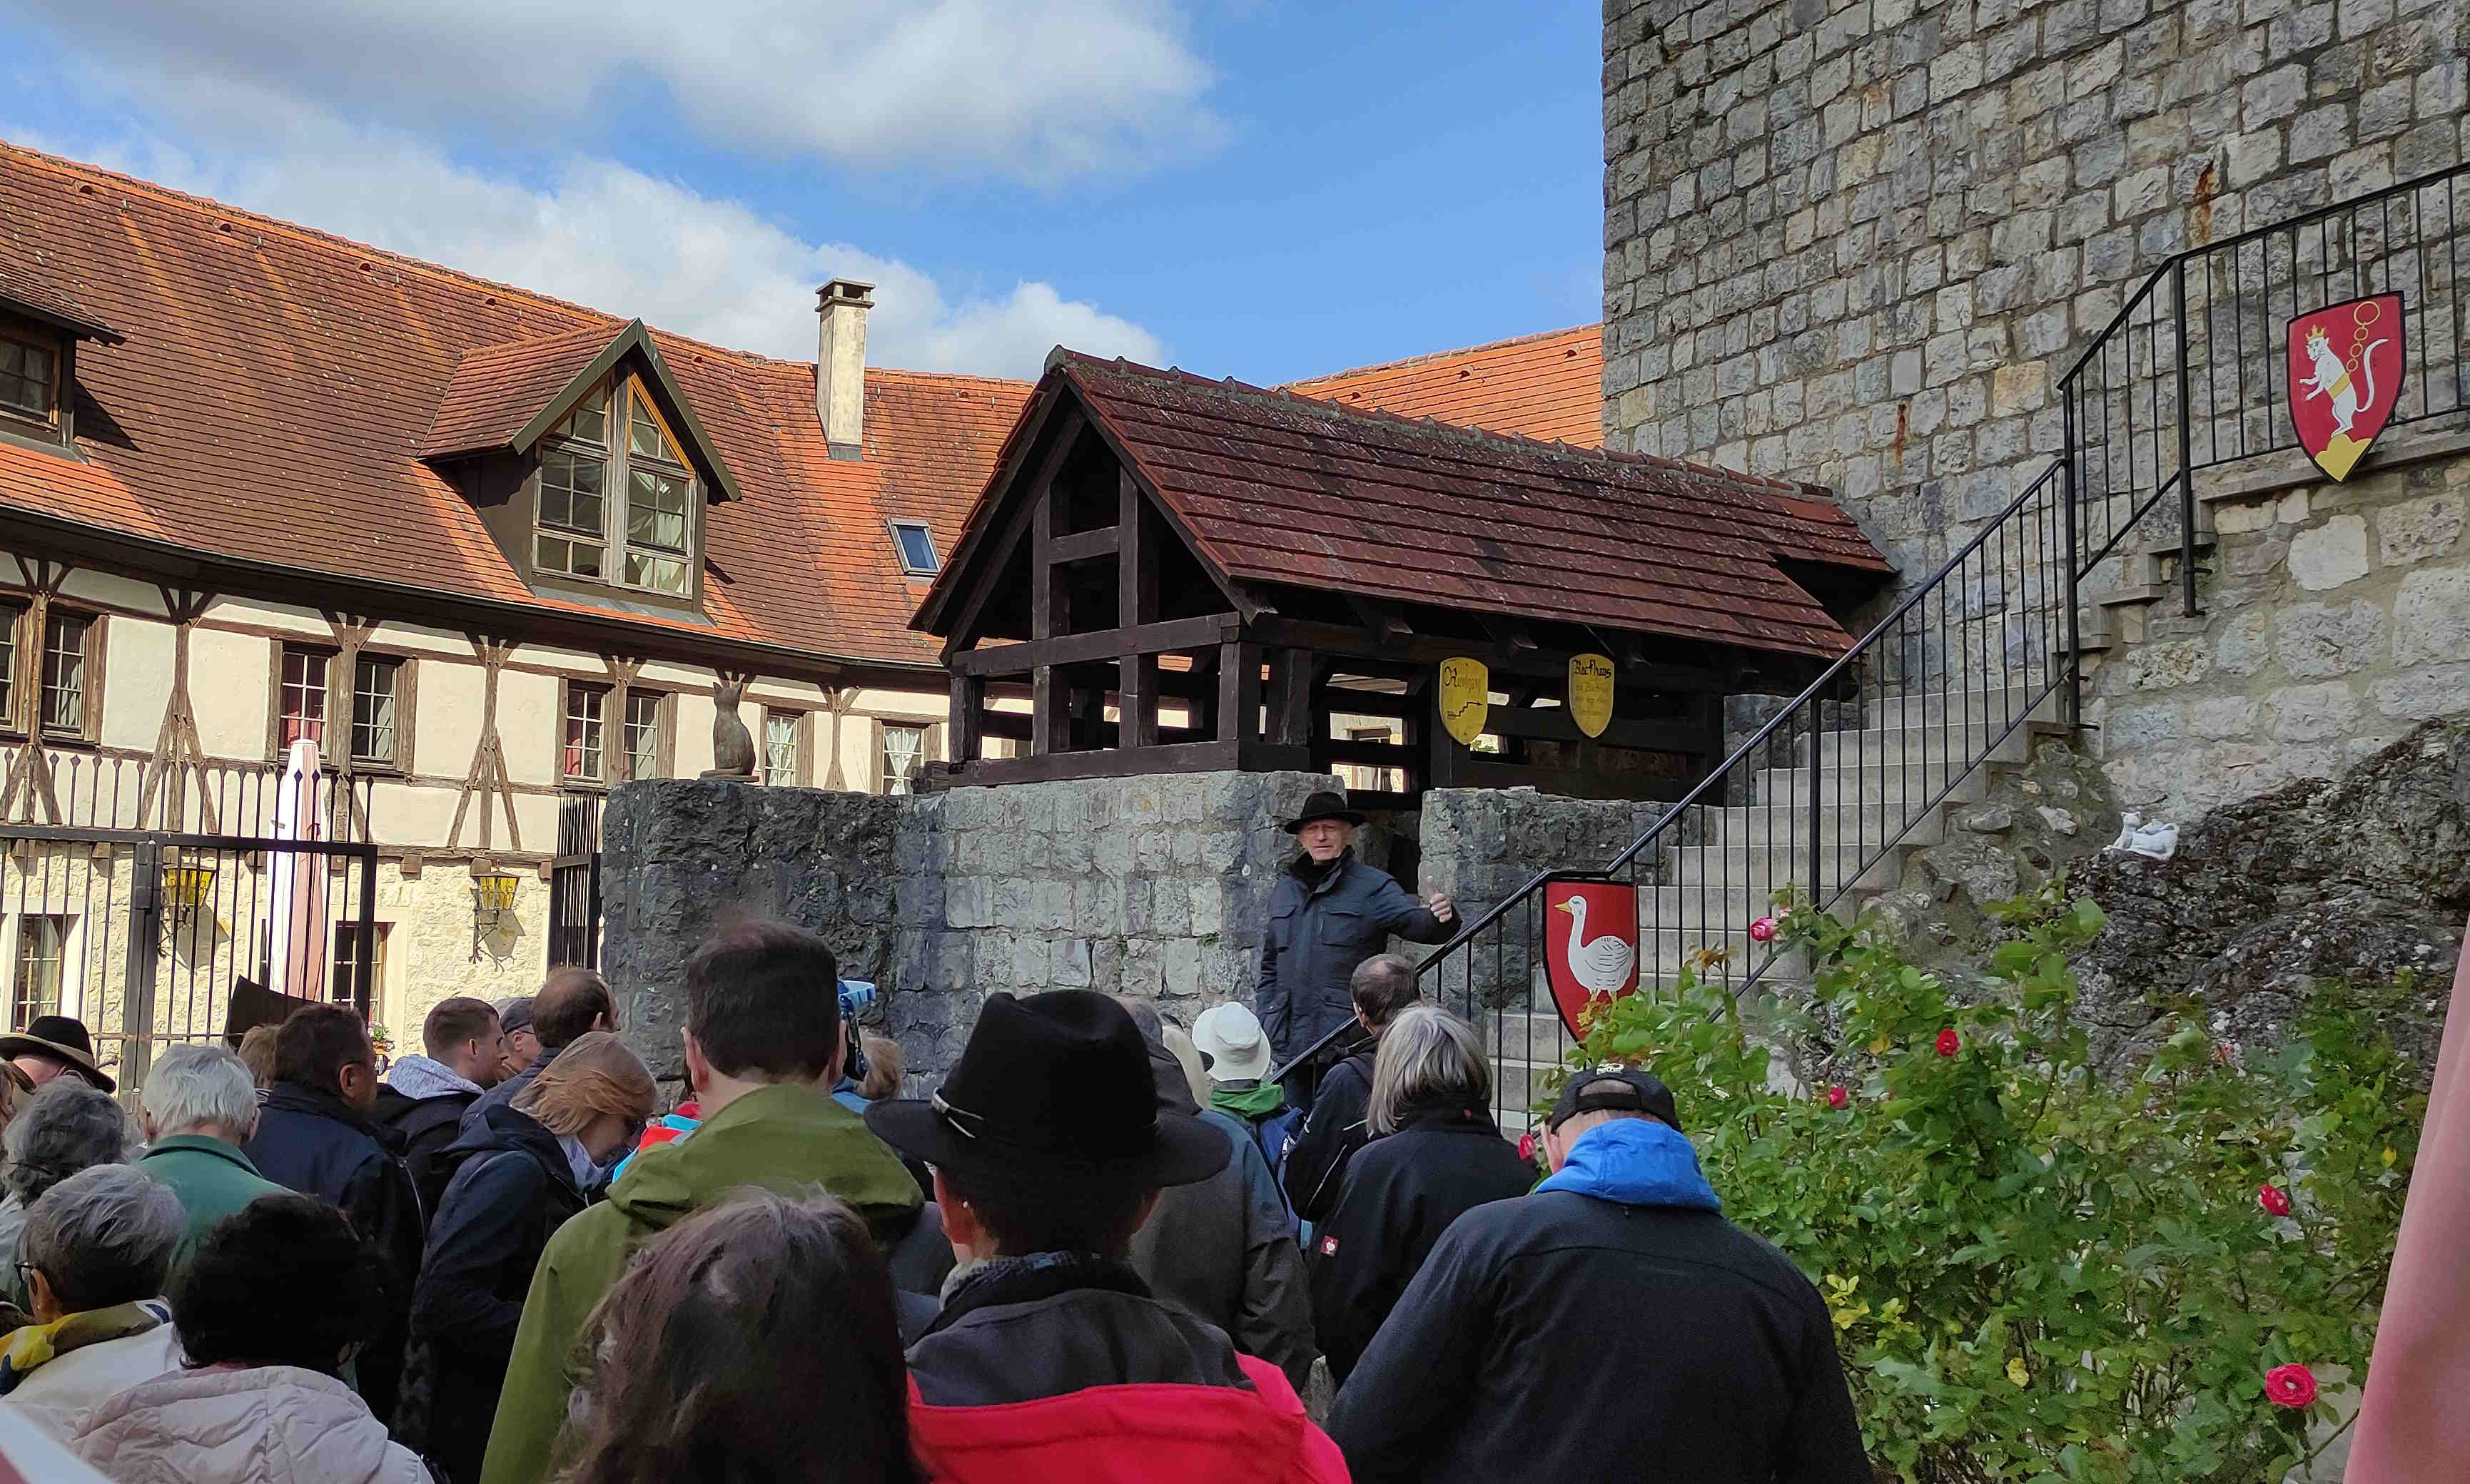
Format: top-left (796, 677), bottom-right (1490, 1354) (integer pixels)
top-left (866, 990), bottom-right (1350, 1484)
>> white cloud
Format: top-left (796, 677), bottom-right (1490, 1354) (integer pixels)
top-left (61, 125), bottom-right (1164, 378)
top-left (22, 0), bottom-right (1220, 182)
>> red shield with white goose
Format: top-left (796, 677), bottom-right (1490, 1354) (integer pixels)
top-left (2287, 293), bottom-right (2404, 482)
top-left (1542, 878), bottom-right (1639, 1040)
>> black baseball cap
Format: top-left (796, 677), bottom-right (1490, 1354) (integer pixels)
top-left (1548, 1064), bottom-right (1680, 1132)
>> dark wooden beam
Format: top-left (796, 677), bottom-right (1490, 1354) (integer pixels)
top-left (1118, 470), bottom-right (1159, 751)
top-left (948, 674), bottom-right (984, 765)
top-left (954, 738), bottom-right (1240, 786)
top-left (1030, 447), bottom-right (1072, 756)
top-left (940, 405), bottom-right (1085, 662)
top-left (1218, 639), bottom-right (1262, 745)
top-left (1347, 596), bottom-right (1414, 645)
top-left (1267, 648), bottom-right (1316, 747)
top-left (948, 614), bottom-right (1240, 677)
top-left (1048, 526), bottom-right (1120, 565)
top-left (1246, 615), bottom-right (1726, 690)
top-left (1483, 618), bottom-right (1539, 652)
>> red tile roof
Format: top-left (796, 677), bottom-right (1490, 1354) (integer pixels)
top-left (0, 256), bottom-right (123, 343)
top-left (420, 323), bottom-right (626, 459)
top-left (0, 141), bottom-right (1030, 671)
top-left (934, 354), bottom-right (1886, 661)
top-left (1283, 325), bottom-right (1604, 445)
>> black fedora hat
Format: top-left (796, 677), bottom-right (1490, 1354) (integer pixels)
top-left (866, 991), bottom-right (1228, 1191)
top-left (1282, 789), bottom-right (1365, 833)
top-left (0, 1015), bottom-right (113, 1093)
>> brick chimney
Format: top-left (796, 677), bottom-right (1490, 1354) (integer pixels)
top-left (816, 278), bottom-right (874, 461)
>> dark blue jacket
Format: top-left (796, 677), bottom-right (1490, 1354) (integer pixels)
top-left (1326, 1119), bottom-right (1868, 1484)
top-left (396, 1101), bottom-right (584, 1484)
top-left (1305, 1101), bottom-right (1532, 1385)
top-left (458, 1047), bottom-right (552, 1135)
top-left (1255, 853), bottom-right (1449, 1064)
top-left (242, 1081), bottom-right (423, 1423)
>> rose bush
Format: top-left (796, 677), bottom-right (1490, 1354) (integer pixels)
top-left (1547, 879), bottom-right (2421, 1483)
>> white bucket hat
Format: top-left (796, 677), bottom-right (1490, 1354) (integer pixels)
top-left (1191, 1002), bottom-right (1273, 1082)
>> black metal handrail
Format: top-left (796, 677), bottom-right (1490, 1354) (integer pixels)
top-left (1396, 163), bottom-right (2469, 1131)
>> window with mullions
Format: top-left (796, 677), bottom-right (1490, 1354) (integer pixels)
top-left (0, 606), bottom-right (17, 729)
top-left (564, 683), bottom-right (607, 782)
top-left (535, 377), bottom-right (695, 597)
top-left (41, 613), bottom-right (89, 738)
top-left (622, 689), bottom-right (663, 781)
top-left (763, 710), bottom-right (801, 786)
top-left (278, 644), bottom-right (328, 748)
top-left (0, 333), bottom-right (57, 423)
top-left (351, 656), bottom-right (402, 767)
top-left (11, 915), bottom-right (71, 1025)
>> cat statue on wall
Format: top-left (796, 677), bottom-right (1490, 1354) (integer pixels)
top-left (704, 678), bottom-right (759, 780)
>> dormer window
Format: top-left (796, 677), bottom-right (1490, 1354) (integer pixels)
top-left (0, 330), bottom-right (57, 425)
top-left (890, 520), bottom-right (940, 576)
top-left (534, 375), bottom-right (695, 597)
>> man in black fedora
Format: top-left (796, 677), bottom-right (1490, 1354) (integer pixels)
top-left (1256, 788), bottom-right (1454, 1114)
top-left (867, 990), bottom-right (1347, 1482)
top-left (0, 1014), bottom-right (114, 1092)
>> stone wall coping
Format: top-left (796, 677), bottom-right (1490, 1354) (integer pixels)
top-left (2195, 423), bottom-right (2470, 509)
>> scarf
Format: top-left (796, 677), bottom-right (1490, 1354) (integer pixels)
top-left (385, 1054), bottom-right (483, 1101)
top-left (926, 1251), bottom-right (1151, 1338)
top-left (0, 1299), bottom-right (171, 1395)
top-left (1210, 1081), bottom-right (1287, 1121)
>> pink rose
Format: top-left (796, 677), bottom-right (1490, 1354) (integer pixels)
top-left (1935, 1029), bottom-right (1960, 1057)
top-left (1517, 1132), bottom-right (1537, 1163)
top-left (2258, 1183), bottom-right (2292, 1217)
top-left (1749, 916), bottom-right (1778, 943)
top-left (2264, 1363), bottom-right (2317, 1408)
top-left (1826, 1085), bottom-right (1848, 1109)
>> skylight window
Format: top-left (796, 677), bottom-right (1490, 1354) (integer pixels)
top-left (890, 520), bottom-right (939, 576)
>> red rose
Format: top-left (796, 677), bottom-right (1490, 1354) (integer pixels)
top-left (2264, 1363), bottom-right (2317, 1408)
top-left (1749, 916), bottom-right (1778, 943)
top-left (1517, 1132), bottom-right (1537, 1163)
top-left (2259, 1183), bottom-right (2292, 1217)
top-left (1935, 1029), bottom-right (1960, 1057)
top-left (1826, 1084), bottom-right (1848, 1109)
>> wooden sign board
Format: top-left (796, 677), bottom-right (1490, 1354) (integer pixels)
top-left (1438, 658), bottom-right (1489, 747)
top-left (1569, 653), bottom-right (1615, 738)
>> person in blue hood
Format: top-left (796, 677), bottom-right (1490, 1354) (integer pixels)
top-left (1326, 1065), bottom-right (1870, 1484)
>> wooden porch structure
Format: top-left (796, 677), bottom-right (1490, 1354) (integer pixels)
top-left (913, 353), bottom-right (1893, 803)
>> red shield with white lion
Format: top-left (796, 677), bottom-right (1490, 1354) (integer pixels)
top-left (2287, 293), bottom-right (2404, 482)
top-left (1542, 877), bottom-right (1639, 1040)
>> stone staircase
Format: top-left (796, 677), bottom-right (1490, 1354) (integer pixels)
top-left (1482, 681), bottom-right (2062, 1135)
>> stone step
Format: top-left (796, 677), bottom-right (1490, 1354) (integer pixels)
top-left (1858, 684), bottom-right (2050, 730)
top-left (1752, 760), bottom-right (1991, 808)
top-left (1656, 843), bottom-right (1906, 900)
top-left (1694, 800), bottom-right (1948, 850)
top-left (1808, 721), bottom-right (2035, 770)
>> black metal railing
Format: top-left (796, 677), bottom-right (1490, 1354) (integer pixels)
top-left (1370, 163), bottom-right (2470, 1133)
top-left (2067, 166), bottom-right (2467, 613)
top-left (0, 748), bottom-right (378, 1101)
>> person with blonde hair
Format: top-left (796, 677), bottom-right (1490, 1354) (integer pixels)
top-left (1304, 1005), bottom-right (1532, 1386)
top-left (398, 1032), bottom-right (654, 1484)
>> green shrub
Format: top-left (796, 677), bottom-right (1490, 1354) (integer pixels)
top-left (1552, 880), bottom-right (2421, 1483)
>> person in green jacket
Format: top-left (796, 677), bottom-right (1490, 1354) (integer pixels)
top-left (134, 1044), bottom-right (289, 1270)
top-left (479, 922), bottom-right (927, 1484)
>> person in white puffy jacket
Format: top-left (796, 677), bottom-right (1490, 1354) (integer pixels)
top-left (0, 1167), bottom-right (186, 1430)
top-left (71, 1194), bottom-right (429, 1484)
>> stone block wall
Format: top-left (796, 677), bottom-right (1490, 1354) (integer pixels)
top-left (598, 779), bottom-right (904, 1082)
top-left (1601, 0), bottom-right (2467, 578)
top-left (599, 770), bottom-right (1351, 1083)
top-left (2087, 433), bottom-right (2470, 817)
top-left (1417, 788), bottom-right (1669, 1007)
top-left (881, 771), bottom-right (1345, 1074)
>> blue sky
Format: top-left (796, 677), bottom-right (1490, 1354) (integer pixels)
top-left (0, 1), bottom-right (1601, 383)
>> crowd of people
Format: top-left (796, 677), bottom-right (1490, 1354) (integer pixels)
top-left (0, 789), bottom-right (1869, 1482)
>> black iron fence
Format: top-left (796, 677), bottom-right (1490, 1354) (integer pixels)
top-left (1342, 163), bottom-right (2470, 1134)
top-left (2068, 166), bottom-right (2468, 611)
top-left (0, 749), bottom-right (376, 1099)
top-left (548, 793), bottom-right (603, 970)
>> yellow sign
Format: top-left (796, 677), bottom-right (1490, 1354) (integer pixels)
top-left (1569, 653), bottom-right (1615, 738)
top-left (1438, 658), bottom-right (1490, 748)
